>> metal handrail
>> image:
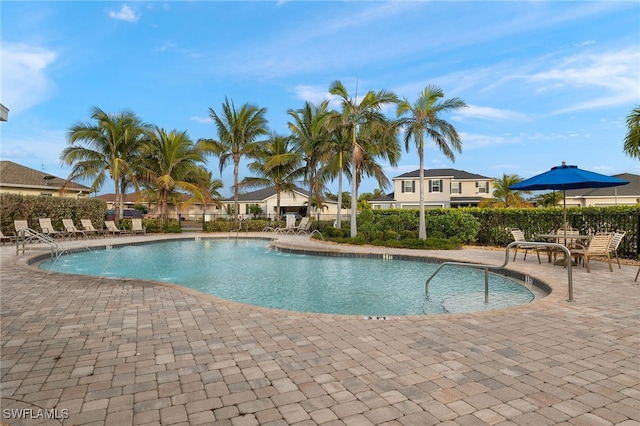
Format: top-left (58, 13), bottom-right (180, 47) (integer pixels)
top-left (16, 228), bottom-right (60, 258)
top-left (228, 221), bottom-right (249, 240)
top-left (425, 241), bottom-right (574, 302)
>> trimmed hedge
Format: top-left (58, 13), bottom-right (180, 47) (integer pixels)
top-left (467, 206), bottom-right (639, 258)
top-left (0, 193), bottom-right (107, 235)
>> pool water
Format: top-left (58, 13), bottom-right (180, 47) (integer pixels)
top-left (39, 239), bottom-right (535, 316)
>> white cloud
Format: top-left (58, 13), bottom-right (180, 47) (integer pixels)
top-left (458, 105), bottom-right (529, 122)
top-left (0, 42), bottom-right (57, 115)
top-left (293, 85), bottom-right (330, 104)
top-left (528, 47), bottom-right (640, 114)
top-left (190, 116), bottom-right (211, 124)
top-left (107, 5), bottom-right (140, 23)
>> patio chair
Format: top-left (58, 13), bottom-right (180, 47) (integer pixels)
top-left (607, 231), bottom-right (626, 269)
top-left (0, 230), bottom-right (16, 244)
top-left (38, 218), bottom-right (66, 239)
top-left (131, 218), bottom-right (146, 235)
top-left (62, 219), bottom-right (88, 239)
top-left (13, 220), bottom-right (30, 238)
top-left (569, 233), bottom-right (613, 273)
top-left (508, 228), bottom-right (542, 263)
top-left (80, 219), bottom-right (107, 238)
top-left (105, 220), bottom-right (128, 236)
top-left (293, 217), bottom-right (312, 235)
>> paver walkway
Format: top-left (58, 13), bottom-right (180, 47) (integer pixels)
top-left (1, 234), bottom-right (639, 425)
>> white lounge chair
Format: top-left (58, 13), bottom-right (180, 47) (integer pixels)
top-left (80, 218), bottom-right (107, 238)
top-left (293, 217), bottom-right (312, 235)
top-left (62, 219), bottom-right (88, 239)
top-left (105, 220), bottom-right (127, 236)
top-left (39, 218), bottom-right (66, 239)
top-left (131, 218), bottom-right (146, 235)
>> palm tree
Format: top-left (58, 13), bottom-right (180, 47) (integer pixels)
top-left (199, 98), bottom-right (269, 224)
top-left (238, 133), bottom-right (301, 219)
top-left (480, 173), bottom-right (532, 208)
top-left (319, 123), bottom-right (352, 228)
top-left (62, 107), bottom-right (148, 219)
top-left (138, 126), bottom-right (207, 223)
top-left (396, 86), bottom-right (467, 239)
top-left (183, 168), bottom-right (224, 214)
top-left (328, 80), bottom-right (399, 237)
top-left (538, 191), bottom-right (562, 207)
top-left (288, 100), bottom-right (331, 218)
top-left (623, 105), bottom-right (640, 160)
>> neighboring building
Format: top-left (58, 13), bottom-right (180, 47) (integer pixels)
top-left (369, 168), bottom-right (495, 209)
top-left (96, 192), bottom-right (219, 218)
top-left (1, 104), bottom-right (8, 121)
top-left (0, 161), bottom-right (92, 198)
top-left (562, 173), bottom-right (640, 207)
top-left (225, 186), bottom-right (347, 220)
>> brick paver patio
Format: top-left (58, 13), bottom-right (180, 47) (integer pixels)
top-left (1, 233), bottom-right (639, 425)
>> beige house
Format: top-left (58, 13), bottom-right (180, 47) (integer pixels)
top-left (562, 173), bottom-right (640, 207)
top-left (95, 192), bottom-right (219, 218)
top-left (370, 168), bottom-right (495, 209)
top-left (227, 186), bottom-right (348, 220)
top-left (0, 161), bottom-right (92, 198)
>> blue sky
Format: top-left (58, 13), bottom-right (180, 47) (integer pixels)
top-left (2, 1), bottom-right (639, 197)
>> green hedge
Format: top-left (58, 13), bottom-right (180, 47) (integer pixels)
top-left (467, 206), bottom-right (639, 258)
top-left (0, 193), bottom-right (107, 235)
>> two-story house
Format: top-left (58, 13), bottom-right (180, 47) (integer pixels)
top-left (369, 168), bottom-right (495, 209)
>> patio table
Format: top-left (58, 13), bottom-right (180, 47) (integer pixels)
top-left (536, 233), bottom-right (593, 266)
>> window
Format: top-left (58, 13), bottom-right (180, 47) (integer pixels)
top-left (476, 181), bottom-right (489, 194)
top-left (429, 179), bottom-right (443, 193)
top-left (402, 180), bottom-right (415, 193)
top-left (451, 182), bottom-right (461, 194)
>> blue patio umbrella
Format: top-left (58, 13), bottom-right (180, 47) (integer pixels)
top-left (509, 162), bottom-right (629, 226)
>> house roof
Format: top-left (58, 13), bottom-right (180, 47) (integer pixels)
top-left (395, 168), bottom-right (492, 180)
top-left (96, 193), bottom-right (193, 203)
top-left (564, 173), bottom-right (640, 197)
top-left (370, 192), bottom-right (395, 202)
top-left (0, 160), bottom-right (91, 192)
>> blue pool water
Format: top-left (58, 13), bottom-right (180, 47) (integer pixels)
top-left (39, 239), bottom-right (535, 316)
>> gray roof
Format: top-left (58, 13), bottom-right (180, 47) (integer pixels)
top-left (370, 192), bottom-right (395, 202)
top-left (0, 161), bottom-right (91, 192)
top-left (564, 173), bottom-right (640, 197)
top-left (395, 168), bottom-right (492, 180)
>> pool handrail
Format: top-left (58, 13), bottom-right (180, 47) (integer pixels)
top-left (15, 227), bottom-right (60, 258)
top-left (425, 241), bottom-right (574, 302)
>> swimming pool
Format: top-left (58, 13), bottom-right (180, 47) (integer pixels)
top-left (39, 239), bottom-right (536, 316)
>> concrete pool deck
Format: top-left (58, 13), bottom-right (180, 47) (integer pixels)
top-left (1, 233), bottom-right (638, 425)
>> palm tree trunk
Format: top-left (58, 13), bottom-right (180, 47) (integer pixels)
top-left (233, 159), bottom-right (240, 224)
top-left (350, 129), bottom-right (358, 238)
top-left (418, 141), bottom-right (426, 240)
top-left (336, 152), bottom-right (343, 228)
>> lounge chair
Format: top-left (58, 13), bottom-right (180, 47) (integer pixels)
top-left (105, 220), bottom-right (127, 236)
top-left (508, 228), bottom-right (541, 263)
top-left (38, 218), bottom-right (66, 239)
top-left (275, 215), bottom-right (299, 234)
top-left (293, 217), bottom-right (312, 235)
top-left (570, 233), bottom-right (613, 273)
top-left (13, 220), bottom-right (30, 238)
top-left (131, 218), bottom-right (146, 235)
top-left (608, 231), bottom-right (626, 269)
top-left (0, 230), bottom-right (16, 244)
top-left (62, 219), bottom-right (88, 239)
top-left (80, 219), bottom-right (107, 238)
